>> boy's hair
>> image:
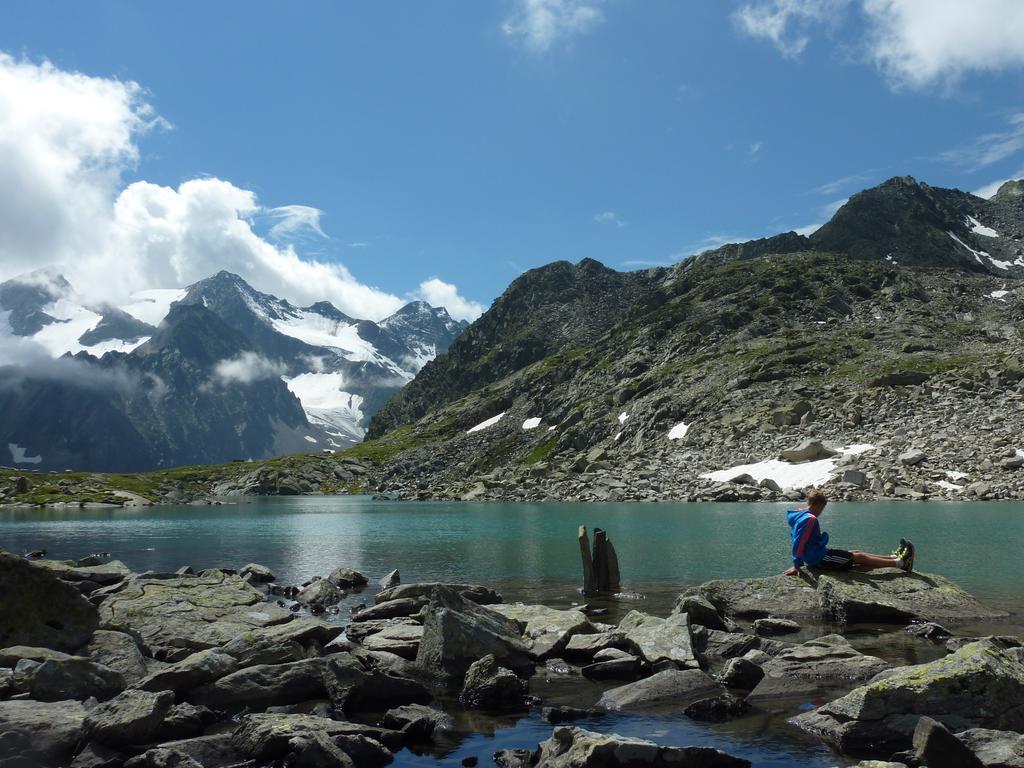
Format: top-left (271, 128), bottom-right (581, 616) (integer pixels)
top-left (807, 489), bottom-right (828, 506)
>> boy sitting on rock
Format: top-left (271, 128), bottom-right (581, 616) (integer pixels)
top-left (784, 489), bottom-right (914, 576)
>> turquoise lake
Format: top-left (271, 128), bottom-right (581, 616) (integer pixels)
top-left (3, 497), bottom-right (1022, 767)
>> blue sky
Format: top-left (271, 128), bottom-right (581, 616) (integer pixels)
top-left (1, 1), bottom-right (1024, 320)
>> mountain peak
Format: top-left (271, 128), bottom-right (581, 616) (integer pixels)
top-left (993, 179), bottom-right (1024, 200)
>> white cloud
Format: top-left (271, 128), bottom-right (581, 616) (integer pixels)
top-left (503, 0), bottom-right (604, 52)
top-left (749, 140), bottom-right (764, 157)
top-left (809, 171), bottom-right (875, 196)
top-left (733, 0), bottom-right (850, 58)
top-left (863, 0), bottom-right (1024, 89)
top-left (974, 170), bottom-right (1024, 199)
top-left (212, 352), bottom-right (287, 385)
top-left (940, 113), bottom-right (1024, 171)
top-left (0, 53), bottom-right (481, 325)
top-left (594, 211), bottom-right (627, 227)
top-left (416, 277), bottom-right (485, 322)
top-left (266, 204), bottom-right (326, 240)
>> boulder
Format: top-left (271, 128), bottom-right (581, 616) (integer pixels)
top-left (86, 631), bottom-right (150, 684)
top-left (900, 449), bottom-right (927, 466)
top-left (912, 716), bottom-right (985, 768)
top-left (0, 551), bottom-right (99, 652)
top-left (780, 440), bottom-right (838, 463)
top-left (759, 635), bottom-right (889, 683)
top-left (283, 730), bottom-right (355, 768)
top-left (327, 567), bottom-right (368, 588)
top-left (84, 689), bottom-right (175, 746)
top-left (296, 578), bottom-right (344, 607)
top-left (956, 728), bottom-right (1024, 767)
top-left (459, 654), bottom-right (528, 712)
top-left (231, 713), bottom-right (402, 760)
top-left (495, 748), bottom-right (536, 768)
top-left (0, 669), bottom-right (11, 698)
top-left (375, 582), bottom-right (501, 606)
top-left (687, 571), bottom-right (1006, 625)
top-left (360, 622), bottom-right (423, 660)
top-left (30, 558), bottom-right (132, 587)
top-left (324, 653), bottom-right (431, 714)
top-left (238, 563), bottom-right (275, 583)
top-left (684, 693), bottom-right (750, 722)
top-left (189, 657), bottom-right (327, 710)
top-left (155, 733), bottom-right (246, 767)
top-left (598, 669), bottom-right (724, 712)
top-left (753, 618), bottom-right (801, 636)
top-left (581, 654), bottom-right (643, 680)
top-left (542, 706), bottom-right (600, 725)
top-left (673, 595), bottom-right (734, 632)
top-left (720, 657), bottom-right (765, 690)
top-left (563, 631), bottom-right (629, 659)
top-left (69, 742), bottom-right (127, 768)
top-left (489, 604), bottom-right (596, 659)
top-left (30, 657), bottom-right (126, 701)
top-left (618, 610), bottom-right (698, 668)
top-left (415, 586), bottom-right (531, 683)
top-left (352, 597), bottom-right (424, 622)
top-left (0, 645), bottom-right (75, 666)
top-left (905, 621), bottom-right (952, 640)
top-left (135, 648), bottom-right (238, 693)
top-left (535, 726), bottom-right (750, 768)
top-left (380, 703), bottom-right (454, 739)
top-left (159, 703), bottom-right (218, 740)
top-left (791, 639), bottom-right (1024, 754)
top-left (219, 616), bottom-right (342, 667)
top-left (379, 569), bottom-right (400, 589)
top-left (0, 699), bottom-right (87, 766)
top-left (97, 571), bottom-right (295, 659)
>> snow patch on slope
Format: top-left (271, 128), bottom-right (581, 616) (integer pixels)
top-left (966, 215), bottom-right (999, 238)
top-left (468, 412), bottom-right (505, 434)
top-left (283, 371), bottom-right (366, 445)
top-left (700, 444), bottom-right (876, 490)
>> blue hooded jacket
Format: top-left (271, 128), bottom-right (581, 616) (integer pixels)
top-left (787, 508), bottom-right (829, 568)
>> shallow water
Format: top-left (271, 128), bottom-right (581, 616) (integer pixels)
top-left (3, 497), bottom-right (1023, 766)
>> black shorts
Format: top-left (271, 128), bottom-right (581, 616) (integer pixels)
top-left (813, 549), bottom-right (854, 570)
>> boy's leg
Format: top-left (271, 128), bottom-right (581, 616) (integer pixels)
top-left (851, 551), bottom-right (902, 569)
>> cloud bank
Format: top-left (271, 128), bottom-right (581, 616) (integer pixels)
top-left (0, 53), bottom-right (484, 325)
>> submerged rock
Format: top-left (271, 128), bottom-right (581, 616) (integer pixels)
top-left (376, 582), bottom-right (501, 606)
top-left (790, 638), bottom-right (1024, 754)
top-left (534, 726), bottom-right (750, 767)
top-left (380, 703), bottom-right (454, 739)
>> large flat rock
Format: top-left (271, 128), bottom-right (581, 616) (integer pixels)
top-left (535, 726), bottom-right (751, 768)
top-left (688, 570), bottom-right (1006, 625)
top-left (0, 699), bottom-right (87, 765)
top-left (791, 638), bottom-right (1024, 754)
top-left (598, 669), bottom-right (723, 712)
top-left (97, 570), bottom-right (295, 659)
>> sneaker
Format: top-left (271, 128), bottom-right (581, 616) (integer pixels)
top-left (891, 538), bottom-right (909, 559)
top-left (898, 540), bottom-right (915, 573)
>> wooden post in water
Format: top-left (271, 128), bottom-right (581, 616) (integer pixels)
top-left (579, 525), bottom-right (596, 596)
top-left (605, 537), bottom-right (621, 593)
top-left (593, 528), bottom-right (610, 592)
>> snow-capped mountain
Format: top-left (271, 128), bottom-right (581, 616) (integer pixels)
top-left (0, 270), bottom-right (467, 470)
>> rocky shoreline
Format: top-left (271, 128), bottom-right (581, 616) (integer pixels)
top-left (2, 549), bottom-right (1023, 767)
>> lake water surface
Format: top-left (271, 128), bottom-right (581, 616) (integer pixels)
top-left (3, 497), bottom-right (1022, 767)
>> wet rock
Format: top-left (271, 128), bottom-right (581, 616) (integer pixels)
top-left (581, 654), bottom-right (643, 680)
top-left (905, 621), bottom-right (952, 640)
top-left (0, 699), bottom-right (87, 766)
top-left (0, 550), bottom-right (99, 652)
top-left (379, 569), bottom-right (401, 589)
top-left (459, 654), bottom-right (528, 712)
top-left (190, 657), bottom-right (327, 710)
top-left (720, 657), bottom-right (765, 690)
top-left (956, 727), bottom-right (1024, 767)
top-left (753, 617), bottom-right (801, 636)
top-left (542, 706), bottom-right (600, 724)
top-left (912, 716), bottom-right (985, 768)
top-left (376, 582), bottom-right (501, 606)
top-left (535, 726), bottom-right (751, 767)
top-left (694, 629), bottom-right (763, 661)
top-left (380, 703), bottom-right (454, 739)
top-left (85, 631), bottom-right (149, 685)
top-left (618, 610), bottom-right (698, 668)
top-left (494, 747), bottom-right (536, 768)
top-left (296, 578), bottom-right (344, 608)
top-left (31, 657), bottom-right (125, 701)
top-left (352, 597), bottom-right (424, 622)
top-left (415, 586), bottom-right (531, 683)
top-left (135, 649), bottom-right (238, 693)
top-left (231, 712), bottom-right (403, 759)
top-left (324, 653), bottom-right (431, 714)
top-left (84, 689), bottom-right (175, 747)
top-left (790, 639), bottom-right (1024, 754)
top-left (97, 571), bottom-right (294, 659)
top-left (598, 669), bottom-right (724, 712)
top-left (684, 693), bottom-right (750, 722)
top-left (327, 567), bottom-right (369, 588)
top-left (238, 563), bottom-right (275, 583)
top-left (489, 604), bottom-right (596, 659)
